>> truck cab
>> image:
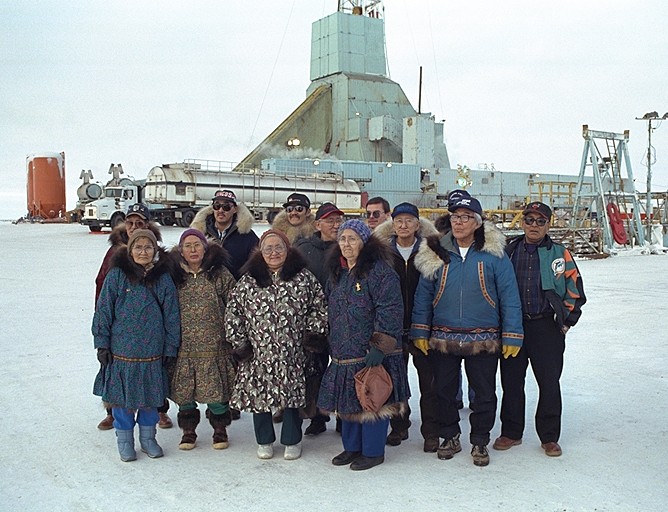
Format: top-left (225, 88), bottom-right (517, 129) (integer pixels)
top-left (80, 181), bottom-right (141, 232)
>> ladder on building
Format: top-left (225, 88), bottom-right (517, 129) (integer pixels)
top-left (571, 125), bottom-right (646, 252)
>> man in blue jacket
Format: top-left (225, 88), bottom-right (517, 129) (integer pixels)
top-left (411, 196), bottom-right (523, 466)
top-left (493, 201), bottom-right (586, 457)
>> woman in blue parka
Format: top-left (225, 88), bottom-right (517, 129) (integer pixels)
top-left (93, 229), bottom-right (180, 462)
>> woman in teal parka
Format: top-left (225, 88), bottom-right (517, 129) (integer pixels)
top-left (93, 229), bottom-right (181, 462)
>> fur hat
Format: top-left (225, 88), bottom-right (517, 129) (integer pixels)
top-left (338, 219), bottom-right (372, 244)
top-left (127, 228), bottom-right (158, 253)
top-left (179, 228), bottom-right (208, 248)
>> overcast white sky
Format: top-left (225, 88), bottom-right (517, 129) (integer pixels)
top-left (2, 0), bottom-right (667, 219)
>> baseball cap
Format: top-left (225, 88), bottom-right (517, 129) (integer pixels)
top-left (283, 193), bottom-right (311, 209)
top-left (447, 189), bottom-right (471, 208)
top-left (448, 196), bottom-right (483, 216)
top-left (522, 201), bottom-right (552, 220)
top-left (126, 203), bottom-right (150, 221)
top-left (212, 189), bottom-right (237, 204)
top-left (391, 202), bottom-right (419, 219)
top-left (315, 202), bottom-right (343, 220)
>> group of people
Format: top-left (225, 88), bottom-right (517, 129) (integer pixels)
top-left (92, 188), bottom-right (585, 470)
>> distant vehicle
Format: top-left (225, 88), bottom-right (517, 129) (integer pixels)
top-left (80, 160), bottom-right (361, 231)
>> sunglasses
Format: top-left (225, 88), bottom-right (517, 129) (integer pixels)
top-left (286, 205), bottom-right (306, 213)
top-left (365, 210), bottom-right (383, 219)
top-left (212, 202), bottom-right (234, 211)
top-left (523, 217), bottom-right (548, 226)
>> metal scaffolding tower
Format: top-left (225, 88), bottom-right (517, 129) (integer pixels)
top-left (571, 125), bottom-right (646, 252)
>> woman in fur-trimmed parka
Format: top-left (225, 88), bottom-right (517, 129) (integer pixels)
top-left (225, 229), bottom-right (328, 460)
top-left (317, 220), bottom-right (410, 471)
top-left (168, 228), bottom-right (237, 451)
top-left (93, 229), bottom-right (181, 462)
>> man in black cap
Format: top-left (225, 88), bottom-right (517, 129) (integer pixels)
top-left (271, 193), bottom-right (315, 244)
top-left (294, 202), bottom-right (345, 435)
top-left (191, 189), bottom-right (259, 280)
top-left (494, 201), bottom-right (586, 458)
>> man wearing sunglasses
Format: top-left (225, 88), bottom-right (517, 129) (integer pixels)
top-left (271, 193), bottom-right (315, 244)
top-left (365, 196), bottom-right (390, 230)
top-left (494, 201), bottom-right (586, 458)
top-left (191, 190), bottom-right (259, 280)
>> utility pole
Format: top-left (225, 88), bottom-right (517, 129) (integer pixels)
top-left (636, 111), bottom-right (668, 243)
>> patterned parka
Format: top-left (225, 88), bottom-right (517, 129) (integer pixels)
top-left (92, 247), bottom-right (180, 409)
top-left (168, 243), bottom-right (237, 405)
top-left (225, 247), bottom-right (328, 413)
top-left (317, 236), bottom-right (411, 422)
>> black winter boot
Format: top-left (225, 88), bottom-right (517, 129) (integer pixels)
top-left (177, 409), bottom-right (200, 450)
top-left (209, 410), bottom-right (232, 450)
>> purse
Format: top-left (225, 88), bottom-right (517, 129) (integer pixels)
top-left (354, 365), bottom-right (393, 413)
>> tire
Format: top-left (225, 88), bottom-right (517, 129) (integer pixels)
top-left (162, 216), bottom-right (174, 226)
top-left (267, 210), bottom-right (278, 224)
top-left (182, 209), bottom-right (195, 227)
top-left (89, 225), bottom-right (102, 232)
top-left (110, 213), bottom-right (125, 229)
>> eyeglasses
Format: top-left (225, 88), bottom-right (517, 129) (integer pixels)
top-left (132, 245), bottom-right (155, 254)
top-left (450, 214), bottom-right (473, 224)
top-left (213, 202), bottom-right (234, 211)
top-left (393, 218), bottom-right (417, 226)
top-left (125, 219), bottom-right (146, 228)
top-left (366, 210), bottom-right (384, 219)
top-left (286, 205), bottom-right (306, 213)
top-left (261, 245), bottom-right (287, 256)
top-left (523, 216), bottom-right (548, 226)
top-left (182, 242), bottom-right (204, 251)
top-left (339, 235), bottom-right (361, 245)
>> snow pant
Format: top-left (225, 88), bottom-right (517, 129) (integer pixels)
top-left (499, 316), bottom-right (565, 443)
top-left (456, 367), bottom-right (476, 406)
top-left (253, 407), bottom-right (302, 446)
top-left (389, 342), bottom-right (412, 434)
top-left (432, 351), bottom-right (498, 446)
top-left (404, 342), bottom-right (439, 440)
top-left (112, 407), bottom-right (159, 430)
top-left (109, 399), bottom-right (168, 417)
top-left (341, 418), bottom-right (390, 458)
top-left (179, 401), bottom-right (229, 416)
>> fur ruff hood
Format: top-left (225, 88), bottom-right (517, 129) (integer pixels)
top-left (191, 202), bottom-right (255, 235)
top-left (373, 217), bottom-right (440, 244)
top-left (108, 222), bottom-right (162, 248)
top-left (414, 220), bottom-right (507, 280)
top-left (325, 234), bottom-right (393, 284)
top-left (271, 210), bottom-right (316, 243)
top-left (240, 246), bottom-right (308, 288)
top-left (336, 402), bottom-right (408, 424)
top-left (110, 245), bottom-right (172, 286)
top-left (168, 243), bottom-right (231, 288)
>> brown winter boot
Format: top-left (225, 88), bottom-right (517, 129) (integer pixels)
top-left (209, 410), bottom-right (232, 450)
top-left (177, 409), bottom-right (200, 450)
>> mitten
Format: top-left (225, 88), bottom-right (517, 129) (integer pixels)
top-left (303, 332), bottom-right (328, 353)
top-left (97, 348), bottom-right (113, 366)
top-left (364, 346), bottom-right (385, 367)
top-left (413, 338), bottom-right (430, 356)
top-left (502, 345), bottom-right (521, 359)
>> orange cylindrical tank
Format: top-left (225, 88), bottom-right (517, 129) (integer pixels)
top-left (27, 152), bottom-right (66, 218)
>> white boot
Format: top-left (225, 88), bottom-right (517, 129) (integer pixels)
top-left (284, 442), bottom-right (302, 460)
top-left (257, 443), bottom-right (274, 459)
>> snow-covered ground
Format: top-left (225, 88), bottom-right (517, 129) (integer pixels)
top-left (1, 223), bottom-right (666, 512)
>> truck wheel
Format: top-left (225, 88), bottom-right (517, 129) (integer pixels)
top-left (110, 213), bottom-right (125, 229)
top-left (162, 216), bottom-right (174, 226)
top-left (182, 209), bottom-right (195, 227)
top-left (89, 225), bottom-right (102, 232)
top-left (267, 211), bottom-right (278, 224)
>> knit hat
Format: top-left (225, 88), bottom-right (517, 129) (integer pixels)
top-left (127, 228), bottom-right (158, 253)
top-left (522, 201), bottom-right (552, 220)
top-left (338, 219), bottom-right (372, 244)
top-left (391, 202), bottom-right (419, 219)
top-left (260, 229), bottom-right (291, 249)
top-left (179, 228), bottom-right (208, 248)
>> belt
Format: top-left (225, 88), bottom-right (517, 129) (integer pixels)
top-left (523, 312), bottom-right (551, 321)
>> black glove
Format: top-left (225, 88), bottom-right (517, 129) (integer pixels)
top-left (97, 348), bottom-right (113, 366)
top-left (364, 346), bottom-right (385, 367)
top-left (303, 332), bottom-right (328, 353)
top-left (163, 355), bottom-right (177, 367)
top-left (232, 344), bottom-right (253, 364)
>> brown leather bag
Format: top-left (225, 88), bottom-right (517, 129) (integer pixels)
top-left (354, 365), bottom-right (393, 413)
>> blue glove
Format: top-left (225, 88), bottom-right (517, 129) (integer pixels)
top-left (364, 346), bottom-right (385, 367)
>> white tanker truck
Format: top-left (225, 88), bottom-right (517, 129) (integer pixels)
top-left (81, 159), bottom-right (361, 231)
